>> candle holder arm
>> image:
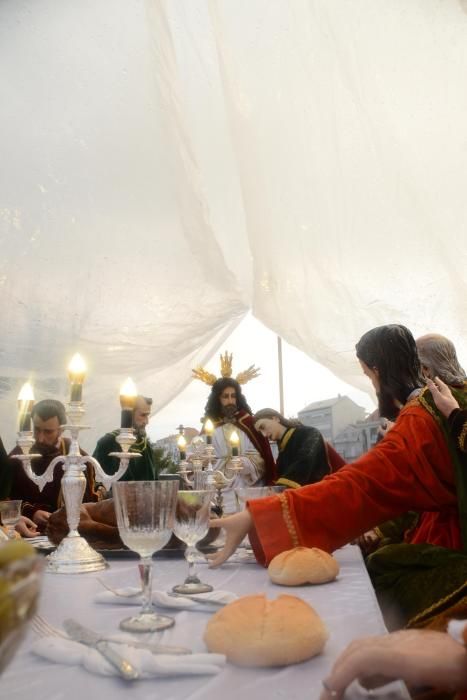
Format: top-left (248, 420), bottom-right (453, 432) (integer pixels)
top-left (15, 454), bottom-right (63, 493)
top-left (83, 453), bottom-right (141, 491)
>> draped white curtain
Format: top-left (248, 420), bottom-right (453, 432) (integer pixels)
top-left (1, 0), bottom-right (467, 445)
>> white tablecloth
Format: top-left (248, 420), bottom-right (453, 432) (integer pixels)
top-left (2, 545), bottom-right (410, 699)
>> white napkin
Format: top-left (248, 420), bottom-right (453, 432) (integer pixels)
top-left (344, 679), bottom-right (409, 699)
top-left (94, 587), bottom-right (237, 611)
top-left (31, 637), bottom-right (226, 679)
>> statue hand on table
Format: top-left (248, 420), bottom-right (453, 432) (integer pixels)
top-left (15, 516), bottom-right (38, 538)
top-left (206, 509), bottom-right (252, 567)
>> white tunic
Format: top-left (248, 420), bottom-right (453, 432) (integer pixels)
top-left (211, 422), bottom-right (265, 489)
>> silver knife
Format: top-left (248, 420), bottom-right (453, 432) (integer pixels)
top-left (63, 619), bottom-right (191, 655)
top-left (63, 619), bottom-right (139, 680)
top-left (112, 640), bottom-right (191, 655)
top-left (167, 591), bottom-right (227, 607)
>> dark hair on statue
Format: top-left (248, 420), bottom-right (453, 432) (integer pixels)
top-left (31, 399), bottom-right (67, 426)
top-left (253, 408), bottom-right (301, 429)
top-left (356, 324), bottom-right (425, 421)
top-left (203, 377), bottom-right (252, 420)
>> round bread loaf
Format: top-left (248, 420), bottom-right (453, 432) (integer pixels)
top-left (268, 546), bottom-right (339, 586)
top-left (203, 593), bottom-right (327, 667)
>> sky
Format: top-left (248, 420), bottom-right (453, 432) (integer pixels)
top-left (148, 313), bottom-right (376, 441)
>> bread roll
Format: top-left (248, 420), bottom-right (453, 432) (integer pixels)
top-left (268, 546), bottom-right (339, 586)
top-left (204, 593), bottom-right (327, 667)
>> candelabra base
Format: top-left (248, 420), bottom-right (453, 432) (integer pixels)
top-left (46, 534), bottom-right (108, 574)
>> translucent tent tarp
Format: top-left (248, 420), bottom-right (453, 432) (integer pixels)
top-left (1, 0), bottom-right (466, 447)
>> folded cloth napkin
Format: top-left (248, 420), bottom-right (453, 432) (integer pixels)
top-left (94, 587), bottom-right (237, 611)
top-left (31, 637), bottom-right (226, 679)
top-left (344, 679), bottom-right (409, 699)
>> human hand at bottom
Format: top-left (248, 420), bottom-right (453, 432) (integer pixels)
top-left (320, 629), bottom-right (467, 699)
top-left (206, 509), bottom-right (252, 567)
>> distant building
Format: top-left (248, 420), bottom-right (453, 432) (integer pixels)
top-left (333, 417), bottom-right (380, 462)
top-left (298, 395), bottom-right (365, 443)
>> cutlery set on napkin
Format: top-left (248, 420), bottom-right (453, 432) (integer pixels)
top-left (31, 618), bottom-right (226, 680)
top-left (94, 585), bottom-right (237, 611)
top-left (31, 579), bottom-right (236, 680)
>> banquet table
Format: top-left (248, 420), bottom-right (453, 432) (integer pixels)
top-left (2, 545), bottom-right (410, 700)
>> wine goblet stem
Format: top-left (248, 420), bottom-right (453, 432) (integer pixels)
top-left (185, 545), bottom-right (198, 583)
top-left (139, 557), bottom-right (153, 614)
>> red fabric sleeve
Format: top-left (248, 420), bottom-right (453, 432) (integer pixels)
top-left (248, 404), bottom-right (458, 565)
top-left (409, 510), bottom-right (462, 550)
top-left (247, 495), bottom-right (295, 567)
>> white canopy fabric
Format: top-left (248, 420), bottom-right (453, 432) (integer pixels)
top-left (1, 0), bottom-right (467, 446)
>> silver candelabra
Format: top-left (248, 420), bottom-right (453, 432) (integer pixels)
top-left (16, 400), bottom-right (141, 574)
top-left (177, 439), bottom-right (243, 514)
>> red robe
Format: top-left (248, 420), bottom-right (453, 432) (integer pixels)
top-left (211, 409), bottom-right (277, 484)
top-left (248, 402), bottom-right (460, 566)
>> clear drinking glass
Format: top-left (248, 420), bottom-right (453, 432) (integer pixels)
top-left (0, 501), bottom-right (22, 539)
top-left (172, 490), bottom-right (213, 594)
top-left (113, 481), bottom-right (179, 632)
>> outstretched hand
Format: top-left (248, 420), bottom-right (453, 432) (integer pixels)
top-left (206, 509), bottom-right (253, 568)
top-left (427, 376), bottom-right (459, 419)
top-left (320, 629), bottom-right (467, 700)
top-left (15, 516), bottom-right (38, 538)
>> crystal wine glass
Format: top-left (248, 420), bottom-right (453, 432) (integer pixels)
top-left (172, 490), bottom-right (213, 594)
top-left (113, 480), bottom-right (179, 632)
top-left (0, 500), bottom-right (22, 539)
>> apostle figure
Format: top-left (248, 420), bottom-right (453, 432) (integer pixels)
top-left (193, 352), bottom-right (276, 487)
top-left (93, 395), bottom-right (157, 482)
top-left (253, 408), bottom-right (345, 488)
top-left (8, 399), bottom-right (98, 531)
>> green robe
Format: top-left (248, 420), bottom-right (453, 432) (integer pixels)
top-left (92, 431), bottom-right (158, 482)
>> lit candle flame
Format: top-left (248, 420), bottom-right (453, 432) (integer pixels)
top-left (120, 377), bottom-right (137, 398)
top-left (229, 430), bottom-right (240, 446)
top-left (204, 418), bottom-right (214, 435)
top-left (17, 382), bottom-right (34, 403)
top-left (177, 434), bottom-right (187, 449)
top-left (68, 353), bottom-right (86, 382)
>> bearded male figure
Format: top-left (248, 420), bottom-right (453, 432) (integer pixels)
top-left (8, 399), bottom-right (98, 531)
top-left (93, 395), bottom-right (157, 483)
top-left (194, 353), bottom-right (276, 487)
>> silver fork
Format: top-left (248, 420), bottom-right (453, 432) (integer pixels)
top-left (31, 614), bottom-right (68, 639)
top-left (31, 614), bottom-right (191, 655)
